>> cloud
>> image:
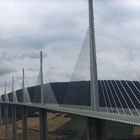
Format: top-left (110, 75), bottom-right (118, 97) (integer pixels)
top-left (0, 67), bottom-right (16, 76)
top-left (0, 0), bottom-right (89, 93)
top-left (94, 0), bottom-right (140, 81)
top-left (0, 0), bottom-right (139, 94)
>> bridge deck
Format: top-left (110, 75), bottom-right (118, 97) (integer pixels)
top-left (1, 102), bottom-right (140, 126)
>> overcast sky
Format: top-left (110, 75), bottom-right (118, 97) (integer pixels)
top-left (0, 0), bottom-right (139, 93)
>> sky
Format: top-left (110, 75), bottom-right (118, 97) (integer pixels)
top-left (0, 0), bottom-right (139, 93)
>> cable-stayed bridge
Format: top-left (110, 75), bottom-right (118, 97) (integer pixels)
top-left (0, 0), bottom-right (140, 140)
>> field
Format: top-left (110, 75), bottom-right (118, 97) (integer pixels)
top-left (0, 112), bottom-right (87, 140)
top-left (0, 113), bottom-right (140, 140)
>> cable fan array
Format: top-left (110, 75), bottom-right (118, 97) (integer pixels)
top-left (96, 26), bottom-right (140, 116)
top-left (62, 31), bottom-right (91, 107)
top-left (0, 26), bottom-right (139, 119)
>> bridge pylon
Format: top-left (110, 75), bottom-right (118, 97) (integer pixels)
top-left (88, 1), bottom-right (106, 140)
top-left (88, 0), bottom-right (99, 111)
top-left (22, 68), bottom-right (31, 104)
top-left (40, 51), bottom-right (44, 104)
top-left (12, 76), bottom-right (18, 103)
top-left (39, 51), bottom-right (48, 140)
top-left (22, 68), bottom-right (25, 102)
top-left (4, 81), bottom-right (9, 103)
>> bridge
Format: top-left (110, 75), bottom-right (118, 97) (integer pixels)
top-left (0, 0), bottom-right (140, 140)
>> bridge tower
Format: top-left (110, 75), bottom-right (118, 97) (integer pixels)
top-left (88, 1), bottom-right (105, 140)
top-left (4, 81), bottom-right (6, 102)
top-left (39, 51), bottom-right (48, 140)
top-left (12, 76), bottom-right (18, 103)
top-left (4, 81), bottom-right (8, 137)
top-left (40, 51), bottom-right (44, 104)
top-left (88, 0), bottom-right (99, 111)
top-left (22, 68), bottom-right (25, 102)
top-left (22, 68), bottom-right (28, 140)
top-left (11, 77), bottom-right (17, 140)
top-left (12, 77), bottom-right (14, 102)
